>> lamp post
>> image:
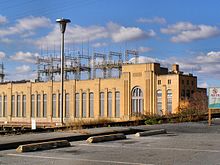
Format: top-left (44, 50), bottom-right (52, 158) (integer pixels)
top-left (56, 18), bottom-right (71, 125)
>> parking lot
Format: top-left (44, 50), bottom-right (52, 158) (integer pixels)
top-left (1, 122), bottom-right (220, 165)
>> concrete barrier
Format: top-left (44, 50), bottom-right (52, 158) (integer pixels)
top-left (86, 133), bottom-right (126, 143)
top-left (135, 129), bottom-right (167, 137)
top-left (16, 140), bottom-right (70, 152)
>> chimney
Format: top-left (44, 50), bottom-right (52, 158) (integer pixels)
top-left (172, 64), bottom-right (179, 73)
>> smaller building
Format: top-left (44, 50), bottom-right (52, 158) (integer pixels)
top-left (0, 62), bottom-right (206, 125)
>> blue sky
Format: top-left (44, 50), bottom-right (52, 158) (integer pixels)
top-left (0, 0), bottom-right (220, 88)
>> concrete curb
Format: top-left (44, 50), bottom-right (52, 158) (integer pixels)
top-left (86, 133), bottom-right (126, 143)
top-left (135, 129), bottom-right (167, 137)
top-left (0, 127), bottom-right (144, 151)
top-left (16, 140), bottom-right (70, 152)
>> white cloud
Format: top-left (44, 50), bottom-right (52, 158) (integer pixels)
top-left (0, 16), bottom-right (51, 37)
top-left (36, 22), bottom-right (155, 48)
top-left (196, 51), bottom-right (220, 64)
top-left (0, 15), bottom-right (7, 24)
top-left (161, 22), bottom-right (220, 43)
top-left (137, 17), bottom-right (166, 24)
top-left (0, 51), bottom-right (6, 59)
top-left (15, 65), bottom-right (31, 73)
top-left (128, 51), bottom-right (220, 82)
top-left (166, 51), bottom-right (220, 78)
top-left (171, 25), bottom-right (220, 43)
top-left (161, 22), bottom-right (197, 34)
top-left (198, 82), bottom-right (208, 88)
top-left (10, 51), bottom-right (39, 63)
top-left (129, 56), bottom-right (161, 64)
top-left (7, 72), bottom-right (36, 81)
top-left (0, 38), bottom-right (13, 44)
top-left (107, 22), bottom-right (156, 43)
top-left (138, 46), bottom-right (152, 53)
top-left (36, 24), bottom-right (108, 48)
top-left (92, 42), bottom-right (107, 48)
top-left (207, 51), bottom-right (220, 57)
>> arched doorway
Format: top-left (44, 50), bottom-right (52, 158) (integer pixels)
top-left (131, 87), bottom-right (143, 115)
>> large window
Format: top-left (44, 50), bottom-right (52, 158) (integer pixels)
top-left (0, 95), bottom-right (2, 117)
top-left (58, 94), bottom-right (61, 118)
top-left (181, 89), bottom-right (185, 99)
top-left (37, 94), bottom-right (41, 117)
top-left (157, 90), bottom-right (162, 115)
top-left (52, 94), bottom-right (56, 118)
top-left (43, 94), bottom-right (47, 118)
top-left (132, 87), bottom-right (143, 115)
top-left (167, 90), bottom-right (172, 113)
top-left (168, 79), bottom-right (171, 84)
top-left (115, 92), bottom-right (120, 118)
top-left (186, 89), bottom-right (190, 98)
top-left (65, 94), bottom-right (69, 118)
top-left (75, 93), bottom-right (79, 118)
top-left (89, 92), bottom-right (94, 118)
top-left (22, 95), bottom-right (26, 117)
top-left (17, 95), bottom-right (21, 117)
top-left (100, 92), bottom-right (104, 117)
top-left (82, 93), bottom-right (87, 118)
top-left (31, 94), bottom-right (35, 117)
top-left (12, 95), bottom-right (15, 117)
top-left (107, 92), bottom-right (112, 117)
top-left (3, 96), bottom-right (7, 117)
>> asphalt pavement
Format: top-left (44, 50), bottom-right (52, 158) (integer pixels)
top-left (1, 120), bottom-right (220, 151)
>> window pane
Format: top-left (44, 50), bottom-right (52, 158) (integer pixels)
top-left (31, 95), bottom-right (35, 117)
top-left (107, 92), bottom-right (112, 117)
top-left (75, 93), bottom-right (79, 118)
top-left (65, 94), bottom-right (69, 118)
top-left (132, 99), bottom-right (136, 114)
top-left (89, 93), bottom-right (94, 118)
top-left (100, 92), bottom-right (104, 117)
top-left (58, 94), bottom-right (60, 118)
top-left (17, 95), bottom-right (21, 117)
top-left (3, 96), bottom-right (7, 117)
top-left (186, 90), bottom-right (190, 98)
top-left (167, 90), bottom-right (172, 113)
top-left (43, 94), bottom-right (47, 118)
top-left (0, 96), bottom-right (2, 117)
top-left (22, 95), bottom-right (26, 117)
top-left (37, 94), bottom-right (41, 117)
top-left (115, 92), bottom-right (120, 118)
top-left (132, 87), bottom-right (143, 116)
top-left (12, 95), bottom-right (15, 117)
top-left (52, 94), bottom-right (56, 118)
top-left (82, 93), bottom-right (86, 118)
top-left (157, 90), bottom-right (162, 115)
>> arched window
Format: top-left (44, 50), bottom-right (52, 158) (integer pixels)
top-left (132, 87), bottom-right (143, 115)
top-left (167, 90), bottom-right (172, 113)
top-left (157, 90), bottom-right (162, 115)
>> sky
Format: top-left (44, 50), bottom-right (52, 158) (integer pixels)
top-left (0, 0), bottom-right (220, 88)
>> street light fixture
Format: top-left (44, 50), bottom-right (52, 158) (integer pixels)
top-left (56, 18), bottom-right (71, 125)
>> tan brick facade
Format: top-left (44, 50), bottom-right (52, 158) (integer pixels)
top-left (0, 63), bottom-right (201, 124)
